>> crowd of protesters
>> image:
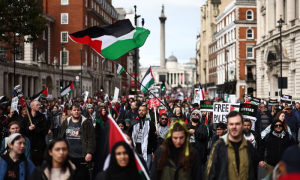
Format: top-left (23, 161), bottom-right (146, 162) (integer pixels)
top-left (0, 95), bottom-right (299, 180)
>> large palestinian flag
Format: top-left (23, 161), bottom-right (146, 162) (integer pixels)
top-left (31, 88), bottom-right (48, 101)
top-left (69, 19), bottom-right (150, 60)
top-left (61, 82), bottom-right (74, 96)
top-left (93, 114), bottom-right (149, 180)
top-left (140, 67), bottom-right (155, 93)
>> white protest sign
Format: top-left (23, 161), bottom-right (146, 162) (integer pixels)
top-left (84, 91), bottom-right (89, 102)
top-left (213, 102), bottom-right (240, 123)
top-left (11, 97), bottom-right (19, 113)
top-left (113, 87), bottom-right (119, 102)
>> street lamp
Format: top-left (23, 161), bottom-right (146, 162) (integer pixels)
top-left (204, 60), bottom-right (207, 92)
top-left (134, 5), bottom-right (141, 95)
top-left (226, 49), bottom-right (229, 92)
top-left (80, 49), bottom-right (83, 94)
top-left (277, 15), bottom-right (284, 96)
top-left (61, 43), bottom-right (65, 101)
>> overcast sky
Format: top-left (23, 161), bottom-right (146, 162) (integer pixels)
top-left (112, 0), bottom-right (206, 67)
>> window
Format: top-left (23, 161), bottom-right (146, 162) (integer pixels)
top-left (247, 47), bottom-right (254, 58)
top-left (61, 0), bottom-right (68, 5)
top-left (60, 49), bottom-right (69, 65)
top-left (34, 48), bottom-right (38, 61)
top-left (43, 30), bottom-right (46, 40)
top-left (91, 53), bottom-right (93, 67)
top-left (247, 29), bottom-right (253, 39)
top-left (61, 13), bottom-right (68, 24)
top-left (85, 15), bottom-right (87, 26)
top-left (246, 10), bottom-right (253, 20)
top-left (15, 46), bottom-right (22, 60)
top-left (91, 18), bottom-right (93, 26)
top-left (0, 46), bottom-right (5, 60)
top-left (85, 0), bottom-right (87, 7)
top-left (91, 0), bottom-right (93, 8)
top-left (61, 31), bottom-right (68, 43)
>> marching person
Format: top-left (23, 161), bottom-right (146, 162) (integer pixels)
top-left (29, 138), bottom-right (79, 180)
top-left (8, 106), bottom-right (28, 135)
top-left (130, 105), bottom-right (157, 169)
top-left (210, 123), bottom-right (226, 150)
top-left (126, 102), bottom-right (138, 121)
top-left (150, 120), bottom-right (202, 180)
top-left (85, 104), bottom-right (102, 141)
top-left (284, 105), bottom-right (299, 141)
top-left (25, 100), bottom-right (48, 166)
top-left (0, 133), bottom-right (35, 180)
top-left (59, 103), bottom-right (96, 180)
top-left (255, 103), bottom-right (273, 134)
top-left (206, 111), bottom-right (258, 180)
top-left (258, 119), bottom-right (296, 175)
top-left (186, 109), bottom-right (208, 172)
top-left (0, 121), bottom-right (31, 158)
top-left (95, 141), bottom-right (144, 180)
top-left (243, 119), bottom-right (261, 152)
top-left (50, 105), bottom-right (62, 138)
top-left (156, 113), bottom-right (170, 147)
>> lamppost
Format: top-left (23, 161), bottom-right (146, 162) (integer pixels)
top-left (80, 49), bottom-right (83, 93)
top-left (134, 5), bottom-right (141, 96)
top-left (226, 49), bottom-right (229, 93)
top-left (61, 43), bottom-right (65, 101)
top-left (277, 15), bottom-right (284, 96)
top-left (204, 60), bottom-right (207, 92)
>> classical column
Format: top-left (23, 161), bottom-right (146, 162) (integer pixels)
top-left (0, 71), bottom-right (4, 95)
top-left (4, 73), bottom-right (8, 96)
top-left (276, 0), bottom-right (284, 21)
top-left (266, 0), bottom-right (275, 32)
top-left (24, 76), bottom-right (28, 97)
top-left (287, 0), bottom-right (296, 23)
top-left (183, 73), bottom-right (185, 85)
top-left (30, 77), bottom-right (34, 97)
top-left (159, 5), bottom-right (167, 68)
top-left (18, 75), bottom-right (22, 87)
top-left (172, 73), bottom-right (174, 85)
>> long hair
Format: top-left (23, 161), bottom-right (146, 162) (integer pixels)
top-left (44, 138), bottom-right (70, 174)
top-left (275, 111), bottom-right (288, 131)
top-left (173, 106), bottom-right (184, 120)
top-left (157, 122), bottom-right (194, 172)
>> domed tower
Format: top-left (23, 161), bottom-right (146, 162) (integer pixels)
top-left (166, 53), bottom-right (178, 69)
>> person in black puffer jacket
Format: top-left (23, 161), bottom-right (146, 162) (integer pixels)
top-left (258, 119), bottom-right (296, 175)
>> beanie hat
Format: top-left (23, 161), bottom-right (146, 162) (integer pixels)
top-left (190, 109), bottom-right (202, 122)
top-left (125, 119), bottom-right (131, 123)
top-left (281, 145), bottom-right (300, 173)
top-left (87, 104), bottom-right (94, 110)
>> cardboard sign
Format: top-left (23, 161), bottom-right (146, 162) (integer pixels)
top-left (213, 103), bottom-right (240, 123)
top-left (148, 86), bottom-right (161, 99)
top-left (251, 97), bottom-right (261, 106)
top-left (13, 85), bottom-right (26, 107)
top-left (228, 95), bottom-right (236, 103)
top-left (200, 100), bottom-right (214, 112)
top-left (158, 99), bottom-right (165, 110)
top-left (149, 97), bottom-right (161, 108)
top-left (83, 91), bottom-right (89, 102)
top-left (128, 95), bottom-right (135, 99)
top-left (113, 87), bottom-right (119, 102)
top-left (240, 103), bottom-right (258, 130)
top-left (193, 88), bottom-right (199, 103)
top-left (280, 95), bottom-right (292, 104)
top-left (269, 99), bottom-right (278, 106)
top-left (11, 97), bottom-right (19, 113)
top-left (175, 92), bottom-right (184, 101)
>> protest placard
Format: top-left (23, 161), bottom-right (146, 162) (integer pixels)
top-left (200, 100), bottom-right (214, 112)
top-left (193, 88), bottom-right (199, 103)
top-left (148, 86), bottom-right (161, 99)
top-left (149, 98), bottom-right (161, 108)
top-left (11, 97), bottom-right (19, 113)
top-left (251, 97), bottom-right (261, 106)
top-left (269, 99), bottom-right (278, 105)
top-left (213, 102), bottom-right (240, 123)
top-left (280, 95), bottom-right (292, 104)
top-left (240, 103), bottom-right (258, 130)
top-left (113, 87), bottom-right (119, 102)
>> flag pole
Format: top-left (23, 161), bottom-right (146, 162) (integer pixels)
top-left (125, 70), bottom-right (175, 116)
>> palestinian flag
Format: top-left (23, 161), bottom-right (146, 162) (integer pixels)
top-left (93, 114), bottom-right (150, 180)
top-left (230, 104), bottom-right (240, 112)
top-left (205, 116), bottom-right (209, 137)
top-left (140, 67), bottom-right (155, 93)
top-left (32, 88), bottom-right (48, 101)
top-left (69, 19), bottom-right (150, 60)
top-left (115, 62), bottom-right (125, 75)
top-left (198, 82), bottom-right (205, 101)
top-left (61, 82), bottom-right (74, 97)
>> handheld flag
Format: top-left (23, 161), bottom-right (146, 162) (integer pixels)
top-left (115, 62), bottom-right (125, 75)
top-left (198, 82), bottom-right (205, 101)
top-left (93, 114), bottom-right (150, 180)
top-left (31, 88), bottom-right (48, 101)
top-left (140, 67), bottom-right (155, 93)
top-left (69, 19), bottom-right (150, 60)
top-left (61, 82), bottom-right (74, 97)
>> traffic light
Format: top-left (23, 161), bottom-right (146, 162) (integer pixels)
top-left (161, 81), bottom-right (166, 91)
top-left (100, 86), bottom-right (104, 92)
top-left (60, 81), bottom-right (63, 89)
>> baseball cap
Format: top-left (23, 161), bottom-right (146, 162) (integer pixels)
top-left (281, 145), bottom-right (300, 173)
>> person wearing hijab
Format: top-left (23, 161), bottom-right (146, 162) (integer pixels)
top-left (258, 119), bottom-right (296, 175)
top-left (150, 120), bottom-right (202, 180)
top-left (99, 107), bottom-right (109, 128)
top-left (95, 141), bottom-right (143, 180)
top-left (117, 120), bottom-right (127, 131)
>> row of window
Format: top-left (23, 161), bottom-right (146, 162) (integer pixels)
top-left (217, 10), bottom-right (253, 32)
top-left (0, 46), bottom-right (22, 60)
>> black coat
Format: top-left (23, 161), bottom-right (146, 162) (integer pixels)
top-left (25, 111), bottom-right (48, 152)
top-left (255, 111), bottom-right (273, 134)
top-left (186, 122), bottom-right (208, 164)
top-left (8, 114), bottom-right (28, 135)
top-left (126, 109), bottom-right (138, 121)
top-left (258, 132), bottom-right (295, 166)
top-left (244, 130), bottom-right (261, 153)
top-left (206, 136), bottom-right (258, 180)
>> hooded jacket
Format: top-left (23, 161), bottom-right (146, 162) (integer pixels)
top-left (186, 110), bottom-right (208, 163)
top-left (258, 120), bottom-right (295, 166)
top-left (59, 115), bottom-right (96, 157)
top-left (205, 133), bottom-right (258, 180)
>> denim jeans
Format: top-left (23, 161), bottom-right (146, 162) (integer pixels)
top-left (291, 132), bottom-right (297, 141)
top-left (138, 153), bottom-right (152, 170)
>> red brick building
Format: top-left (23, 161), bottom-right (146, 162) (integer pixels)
top-left (207, 0), bottom-right (257, 100)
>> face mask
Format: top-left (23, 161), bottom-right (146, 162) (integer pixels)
top-left (191, 118), bottom-right (200, 123)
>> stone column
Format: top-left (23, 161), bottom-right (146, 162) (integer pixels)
top-left (0, 71), bottom-right (3, 95)
top-left (18, 75), bottom-right (22, 87)
top-left (266, 0), bottom-right (275, 32)
top-left (30, 77), bottom-right (34, 97)
top-left (276, 0), bottom-right (284, 21)
top-left (24, 76), bottom-right (28, 97)
top-left (183, 73), bottom-right (185, 85)
top-left (159, 5), bottom-right (167, 68)
top-left (287, 0), bottom-right (296, 23)
top-left (4, 73), bottom-right (8, 96)
top-left (172, 73), bottom-right (174, 85)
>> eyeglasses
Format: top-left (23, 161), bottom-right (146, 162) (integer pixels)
top-left (161, 118), bottom-right (168, 120)
top-left (275, 124), bottom-right (283, 128)
top-left (191, 113), bottom-right (200, 116)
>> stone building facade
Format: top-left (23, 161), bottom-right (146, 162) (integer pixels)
top-left (255, 0), bottom-right (300, 101)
